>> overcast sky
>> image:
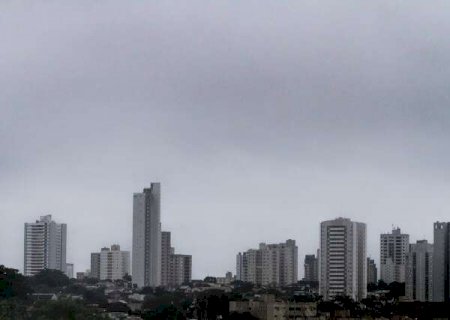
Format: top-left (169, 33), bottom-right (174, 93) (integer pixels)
top-left (1, 1), bottom-right (450, 279)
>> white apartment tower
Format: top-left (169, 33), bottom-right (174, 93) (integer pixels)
top-left (237, 249), bottom-right (260, 284)
top-left (380, 228), bottom-right (409, 284)
top-left (132, 183), bottom-right (162, 287)
top-left (405, 240), bottom-right (433, 302)
top-left (236, 240), bottom-right (298, 286)
top-left (97, 245), bottom-right (130, 281)
top-left (24, 215), bottom-right (67, 277)
top-left (320, 218), bottom-right (367, 301)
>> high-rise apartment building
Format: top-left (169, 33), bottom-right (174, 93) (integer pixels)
top-left (160, 231), bottom-right (192, 287)
top-left (236, 252), bottom-right (243, 281)
top-left (90, 245), bottom-right (130, 281)
top-left (303, 253), bottom-right (319, 282)
top-left (132, 183), bottom-right (162, 288)
top-left (380, 228), bottom-right (409, 284)
top-left (237, 249), bottom-right (260, 284)
top-left (433, 222), bottom-right (450, 302)
top-left (90, 252), bottom-right (101, 279)
top-left (236, 240), bottom-right (298, 286)
top-left (367, 258), bottom-right (378, 285)
top-left (406, 240), bottom-right (433, 302)
top-left (319, 218), bottom-right (367, 301)
top-left (168, 254), bottom-right (192, 286)
top-left (161, 231), bottom-right (172, 286)
top-left (24, 215), bottom-right (67, 277)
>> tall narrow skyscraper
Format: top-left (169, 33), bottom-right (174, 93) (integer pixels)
top-left (24, 215), bottom-right (67, 277)
top-left (433, 222), bottom-right (450, 302)
top-left (319, 218), bottom-right (367, 301)
top-left (380, 228), bottom-right (409, 284)
top-left (161, 231), bottom-right (172, 287)
top-left (132, 183), bottom-right (162, 287)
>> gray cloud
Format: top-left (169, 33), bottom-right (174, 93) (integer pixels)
top-left (1, 0), bottom-right (450, 278)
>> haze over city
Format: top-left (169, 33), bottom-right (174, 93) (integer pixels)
top-left (2, 0), bottom-right (450, 280)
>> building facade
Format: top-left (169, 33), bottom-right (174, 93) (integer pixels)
top-left (405, 240), bottom-right (433, 302)
top-left (24, 215), bottom-right (67, 276)
top-left (433, 222), bottom-right (450, 302)
top-left (237, 249), bottom-right (260, 284)
top-left (380, 228), bottom-right (409, 284)
top-left (236, 252), bottom-right (243, 281)
top-left (90, 252), bottom-right (101, 279)
top-left (367, 258), bottom-right (378, 285)
top-left (160, 231), bottom-right (192, 287)
top-left (303, 253), bottom-right (319, 282)
top-left (100, 245), bottom-right (130, 281)
top-left (236, 240), bottom-right (298, 286)
top-left (229, 294), bottom-right (317, 320)
top-left (319, 218), bottom-right (367, 301)
top-left (132, 183), bottom-right (162, 287)
top-left (161, 231), bottom-right (172, 287)
top-left (168, 254), bottom-right (192, 286)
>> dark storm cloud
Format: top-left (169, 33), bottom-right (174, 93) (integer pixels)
top-left (1, 0), bottom-right (450, 277)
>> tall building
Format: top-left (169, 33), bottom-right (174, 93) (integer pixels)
top-left (93, 245), bottom-right (130, 281)
top-left (433, 222), bottom-right (450, 302)
top-left (319, 218), bottom-right (367, 301)
top-left (132, 183), bottom-right (162, 288)
top-left (237, 249), bottom-right (260, 284)
top-left (303, 253), bottom-right (319, 282)
top-left (90, 252), bottom-right (101, 279)
top-left (236, 252), bottom-right (243, 281)
top-left (380, 228), bottom-right (409, 284)
top-left (168, 254), bottom-right (192, 286)
top-left (24, 215), bottom-right (67, 277)
top-left (236, 240), bottom-right (298, 286)
top-left (161, 231), bottom-right (172, 287)
top-left (160, 231), bottom-right (192, 287)
top-left (367, 258), bottom-right (378, 285)
top-left (405, 240), bottom-right (433, 302)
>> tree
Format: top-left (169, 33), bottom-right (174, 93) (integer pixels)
top-left (122, 274), bottom-right (132, 282)
top-left (0, 266), bottom-right (29, 300)
top-left (30, 298), bottom-right (110, 320)
top-left (387, 282), bottom-right (405, 299)
top-left (83, 288), bottom-right (107, 305)
top-left (193, 290), bottom-right (229, 320)
top-left (232, 281), bottom-right (254, 295)
top-left (0, 299), bottom-right (27, 320)
top-left (29, 269), bottom-right (70, 289)
top-left (143, 305), bottom-right (184, 320)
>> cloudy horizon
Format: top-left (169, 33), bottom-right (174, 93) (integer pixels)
top-left (1, 0), bottom-right (450, 279)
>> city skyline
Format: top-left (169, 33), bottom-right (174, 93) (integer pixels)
top-left (5, 191), bottom-right (450, 279)
top-left (14, 200), bottom-right (446, 282)
top-left (2, 1), bottom-right (450, 280)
